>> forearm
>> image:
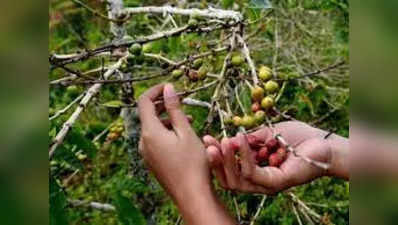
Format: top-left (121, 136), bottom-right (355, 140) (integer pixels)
top-left (171, 177), bottom-right (237, 225)
top-left (327, 134), bottom-right (349, 180)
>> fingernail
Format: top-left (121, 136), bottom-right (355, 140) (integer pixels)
top-left (164, 83), bottom-right (177, 98)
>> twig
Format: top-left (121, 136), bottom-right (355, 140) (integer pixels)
top-left (182, 98), bottom-right (212, 108)
top-left (233, 197), bottom-right (241, 223)
top-left (237, 34), bottom-right (259, 85)
top-left (249, 195), bottom-right (267, 225)
top-left (50, 93), bottom-right (85, 121)
top-left (292, 203), bottom-right (303, 225)
top-left (49, 57), bottom-right (126, 159)
top-left (71, 0), bottom-right (126, 23)
top-left (69, 199), bottom-right (116, 211)
top-left (144, 53), bottom-right (178, 65)
top-left (277, 61), bottom-right (346, 81)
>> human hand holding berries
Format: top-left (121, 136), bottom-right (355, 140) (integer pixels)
top-left (203, 121), bottom-right (348, 194)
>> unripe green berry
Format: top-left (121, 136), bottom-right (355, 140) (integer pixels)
top-left (264, 80), bottom-right (279, 93)
top-left (231, 55), bottom-right (245, 66)
top-left (130, 43), bottom-right (142, 56)
top-left (261, 96), bottom-right (274, 109)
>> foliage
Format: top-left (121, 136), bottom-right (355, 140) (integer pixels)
top-left (49, 0), bottom-right (349, 224)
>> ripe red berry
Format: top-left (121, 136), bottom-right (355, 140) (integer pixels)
top-left (276, 147), bottom-right (287, 161)
top-left (265, 138), bottom-right (279, 151)
top-left (257, 147), bottom-right (269, 161)
top-left (269, 153), bottom-right (283, 167)
top-left (251, 102), bottom-right (261, 112)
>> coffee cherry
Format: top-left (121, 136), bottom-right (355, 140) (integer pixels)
top-left (142, 43), bottom-right (152, 53)
top-left (261, 96), bottom-right (274, 109)
top-left (276, 147), bottom-right (287, 161)
top-left (188, 70), bottom-right (199, 81)
top-left (256, 147), bottom-right (270, 163)
top-left (197, 66), bottom-right (208, 80)
top-left (264, 80), bottom-right (279, 93)
top-left (269, 153), bottom-right (283, 167)
top-left (77, 154), bottom-right (87, 161)
top-left (251, 86), bottom-right (265, 102)
top-left (188, 18), bottom-right (198, 27)
top-left (130, 43), bottom-right (142, 56)
top-left (231, 55), bottom-right (245, 66)
top-left (254, 110), bottom-right (266, 124)
top-left (66, 85), bottom-right (79, 95)
top-left (251, 102), bottom-right (261, 112)
top-left (258, 66), bottom-right (272, 81)
top-left (265, 138), bottom-right (279, 151)
top-left (192, 59), bottom-right (203, 69)
top-left (172, 69), bottom-right (184, 78)
top-left (233, 116), bottom-right (243, 127)
top-left (241, 115), bottom-right (256, 129)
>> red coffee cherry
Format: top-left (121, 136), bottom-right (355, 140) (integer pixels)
top-left (265, 138), bottom-right (279, 151)
top-left (276, 147), bottom-right (287, 161)
top-left (256, 147), bottom-right (270, 163)
top-left (269, 153), bottom-right (283, 167)
top-left (251, 102), bottom-right (261, 112)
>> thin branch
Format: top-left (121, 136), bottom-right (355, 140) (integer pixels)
top-left (144, 53), bottom-right (178, 65)
top-left (69, 199), bottom-right (115, 212)
top-left (50, 93), bottom-right (85, 121)
top-left (249, 196), bottom-right (267, 225)
top-left (237, 34), bottom-right (259, 85)
top-left (71, 0), bottom-right (126, 23)
top-left (277, 61), bottom-right (346, 81)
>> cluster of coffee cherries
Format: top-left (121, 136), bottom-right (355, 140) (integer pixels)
top-left (170, 57), bottom-right (209, 82)
top-left (233, 135), bottom-right (288, 167)
top-left (106, 121), bottom-right (124, 141)
top-left (227, 66), bottom-right (280, 129)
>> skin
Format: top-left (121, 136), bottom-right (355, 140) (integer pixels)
top-left (203, 121), bottom-right (349, 194)
top-left (138, 84), bottom-right (349, 224)
top-left (138, 84), bottom-right (236, 225)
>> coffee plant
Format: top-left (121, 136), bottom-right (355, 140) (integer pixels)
top-left (49, 0), bottom-right (349, 224)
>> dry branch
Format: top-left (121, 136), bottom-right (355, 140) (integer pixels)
top-left (122, 6), bottom-right (243, 21)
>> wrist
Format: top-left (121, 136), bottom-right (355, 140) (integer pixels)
top-left (326, 134), bottom-right (349, 180)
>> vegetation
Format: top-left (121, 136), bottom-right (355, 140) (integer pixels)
top-left (49, 0), bottom-right (349, 224)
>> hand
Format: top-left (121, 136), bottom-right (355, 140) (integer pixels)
top-left (138, 84), bottom-right (210, 198)
top-left (138, 84), bottom-right (237, 225)
top-left (204, 121), bottom-right (348, 194)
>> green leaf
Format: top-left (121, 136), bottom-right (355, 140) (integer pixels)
top-left (102, 100), bottom-right (124, 108)
top-left (222, 0), bottom-right (234, 9)
top-left (114, 192), bottom-right (146, 225)
top-left (53, 145), bottom-right (83, 170)
top-left (67, 128), bottom-right (97, 158)
top-left (50, 178), bottom-right (69, 225)
top-left (239, 86), bottom-right (252, 115)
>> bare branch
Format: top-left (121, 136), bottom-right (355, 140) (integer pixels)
top-left (69, 199), bottom-right (115, 211)
top-left (237, 34), bottom-right (259, 85)
top-left (122, 6), bottom-right (243, 21)
top-left (50, 93), bottom-right (85, 121)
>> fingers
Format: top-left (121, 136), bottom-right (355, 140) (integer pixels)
top-left (229, 127), bottom-right (274, 149)
top-left (138, 84), bottom-right (168, 133)
top-left (221, 138), bottom-right (240, 190)
top-left (237, 133), bottom-right (256, 179)
top-left (203, 135), bottom-right (221, 149)
top-left (163, 84), bottom-right (192, 136)
top-left (161, 115), bottom-right (193, 130)
top-left (206, 145), bottom-right (228, 188)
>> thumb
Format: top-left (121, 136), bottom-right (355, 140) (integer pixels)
top-left (163, 83), bottom-right (192, 136)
